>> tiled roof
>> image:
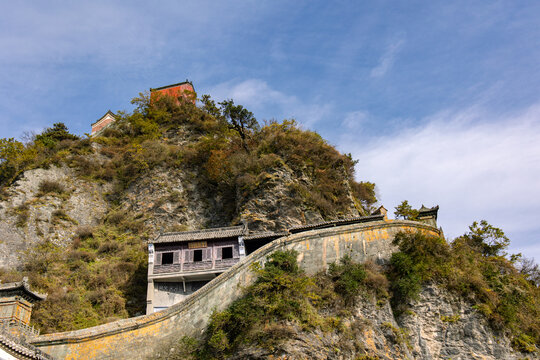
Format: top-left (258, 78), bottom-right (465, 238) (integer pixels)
top-left (150, 80), bottom-right (194, 92)
top-left (288, 214), bottom-right (385, 234)
top-left (91, 110), bottom-right (116, 126)
top-left (243, 232), bottom-right (289, 241)
top-left (0, 330), bottom-right (54, 360)
top-left (0, 279), bottom-right (47, 301)
top-left (418, 205), bottom-right (439, 218)
top-left (151, 225), bottom-right (247, 244)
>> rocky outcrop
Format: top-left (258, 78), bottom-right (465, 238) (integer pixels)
top-left (0, 155), bottom-right (362, 270)
top-left (401, 284), bottom-right (523, 360)
top-left (0, 166), bottom-right (109, 269)
top-left (230, 285), bottom-right (533, 360)
top-left (237, 164), bottom-right (360, 232)
top-left (230, 295), bottom-right (412, 360)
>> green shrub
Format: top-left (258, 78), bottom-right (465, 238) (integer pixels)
top-left (387, 229), bottom-right (540, 352)
top-left (21, 221), bottom-right (147, 333)
top-left (512, 333), bottom-right (537, 353)
top-left (201, 250), bottom-right (318, 357)
top-left (329, 255), bottom-right (367, 304)
top-left (194, 252), bottom-right (389, 358)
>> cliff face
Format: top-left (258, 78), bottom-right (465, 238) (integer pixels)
top-left (0, 132), bottom-right (363, 271)
top-left (0, 166), bottom-right (109, 269)
top-left (0, 164), bottom-right (360, 270)
top-left (230, 285), bottom-right (530, 360)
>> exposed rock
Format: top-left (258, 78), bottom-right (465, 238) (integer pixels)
top-left (228, 286), bottom-right (534, 360)
top-left (237, 164), bottom-right (359, 233)
top-left (0, 166), bottom-right (109, 269)
top-left (230, 295), bottom-right (411, 360)
top-left (401, 284), bottom-right (528, 360)
top-left (121, 167), bottom-right (226, 233)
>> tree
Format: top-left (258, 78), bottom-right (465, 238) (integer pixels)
top-left (200, 95), bottom-right (221, 118)
top-left (351, 181), bottom-right (377, 211)
top-left (218, 99), bottom-right (259, 151)
top-left (459, 220), bottom-right (510, 257)
top-left (394, 200), bottom-right (419, 220)
top-left (34, 123), bottom-right (79, 148)
top-left (0, 138), bottom-right (24, 185)
top-left (516, 256), bottom-right (540, 287)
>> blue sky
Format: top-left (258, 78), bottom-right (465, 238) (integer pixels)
top-left (1, 1), bottom-right (539, 261)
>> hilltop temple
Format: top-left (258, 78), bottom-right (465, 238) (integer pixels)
top-left (91, 80), bottom-right (196, 136)
top-left (146, 205), bottom-right (439, 314)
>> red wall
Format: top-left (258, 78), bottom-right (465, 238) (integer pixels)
top-left (91, 116), bottom-right (115, 135)
top-left (150, 83), bottom-right (195, 104)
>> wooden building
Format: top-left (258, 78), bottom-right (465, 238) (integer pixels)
top-left (417, 205), bottom-right (439, 227)
top-left (145, 209), bottom-right (440, 313)
top-left (147, 225), bottom-right (247, 313)
top-left (0, 278), bottom-right (46, 337)
top-left (146, 225), bottom-right (288, 313)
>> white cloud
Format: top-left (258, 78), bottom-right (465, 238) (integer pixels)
top-left (343, 103), bottom-right (540, 260)
top-left (342, 111), bottom-right (370, 131)
top-left (208, 79), bottom-right (332, 127)
top-left (370, 39), bottom-right (405, 78)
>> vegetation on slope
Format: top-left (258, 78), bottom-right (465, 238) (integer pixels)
top-left (160, 223), bottom-right (539, 358)
top-left (388, 223), bottom-right (539, 353)
top-left (158, 250), bottom-right (389, 360)
top-left (0, 92), bottom-right (377, 332)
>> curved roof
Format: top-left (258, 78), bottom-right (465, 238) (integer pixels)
top-left (151, 225), bottom-right (247, 244)
top-left (91, 110), bottom-right (116, 126)
top-left (0, 279), bottom-right (47, 302)
top-left (0, 330), bottom-right (53, 360)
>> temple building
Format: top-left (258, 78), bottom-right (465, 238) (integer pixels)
top-left (0, 278), bottom-right (52, 359)
top-left (90, 80), bottom-right (195, 136)
top-left (146, 207), bottom-right (439, 314)
top-left (146, 224), bottom-right (285, 314)
top-left (150, 80), bottom-right (196, 105)
top-left (417, 205), bottom-right (439, 227)
top-left (90, 110), bottom-right (116, 136)
top-left (0, 278), bottom-right (45, 338)
top-left (145, 215), bottom-right (389, 314)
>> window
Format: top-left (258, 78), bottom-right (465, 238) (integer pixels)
top-left (193, 249), bottom-right (203, 262)
top-left (222, 247), bottom-right (233, 259)
top-left (162, 252), bottom-right (174, 265)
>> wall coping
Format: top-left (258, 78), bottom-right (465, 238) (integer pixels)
top-left (30, 220), bottom-right (440, 346)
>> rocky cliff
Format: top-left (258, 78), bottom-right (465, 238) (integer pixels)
top-left (0, 166), bottom-right (109, 269)
top-left (228, 285), bottom-right (530, 360)
top-left (1, 94), bottom-right (537, 358)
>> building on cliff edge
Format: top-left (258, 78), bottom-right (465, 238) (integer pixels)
top-left (91, 80), bottom-right (196, 136)
top-left (146, 205), bottom-right (439, 314)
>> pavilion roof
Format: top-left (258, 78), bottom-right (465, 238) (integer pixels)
top-left (0, 278), bottom-right (47, 302)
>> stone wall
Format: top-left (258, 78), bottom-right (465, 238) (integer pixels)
top-left (30, 219), bottom-right (440, 360)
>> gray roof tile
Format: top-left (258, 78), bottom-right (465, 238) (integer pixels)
top-left (288, 215), bottom-right (384, 234)
top-left (151, 225), bottom-right (247, 244)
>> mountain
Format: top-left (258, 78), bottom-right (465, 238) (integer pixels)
top-left (0, 91), bottom-right (537, 359)
top-left (0, 92), bottom-right (376, 332)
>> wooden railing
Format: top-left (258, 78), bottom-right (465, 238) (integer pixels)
top-left (0, 319), bottom-right (40, 336)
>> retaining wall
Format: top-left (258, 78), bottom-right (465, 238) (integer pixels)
top-left (30, 220), bottom-right (440, 359)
